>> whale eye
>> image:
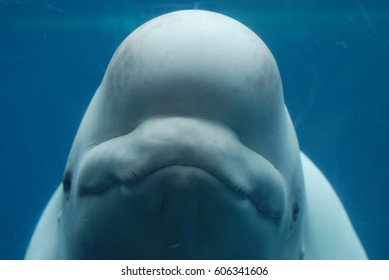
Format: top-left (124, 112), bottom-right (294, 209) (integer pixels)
top-left (62, 170), bottom-right (72, 193)
top-left (289, 200), bottom-right (300, 232)
top-left (292, 201), bottom-right (300, 221)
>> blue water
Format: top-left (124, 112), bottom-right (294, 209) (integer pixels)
top-left (1, 0), bottom-right (388, 259)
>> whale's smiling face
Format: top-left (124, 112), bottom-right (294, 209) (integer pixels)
top-left (60, 10), bottom-right (305, 259)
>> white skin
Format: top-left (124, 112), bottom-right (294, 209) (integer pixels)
top-left (56, 10), bottom-right (305, 259)
top-left (26, 10), bottom-right (340, 259)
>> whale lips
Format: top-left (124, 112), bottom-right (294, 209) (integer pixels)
top-left (74, 117), bottom-right (286, 220)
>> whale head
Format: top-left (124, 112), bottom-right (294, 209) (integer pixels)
top-left (60, 10), bottom-right (305, 259)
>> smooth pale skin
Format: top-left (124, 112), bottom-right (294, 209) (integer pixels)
top-left (25, 10), bottom-right (367, 259)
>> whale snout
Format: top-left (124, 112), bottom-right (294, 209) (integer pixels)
top-left (74, 117), bottom-right (286, 220)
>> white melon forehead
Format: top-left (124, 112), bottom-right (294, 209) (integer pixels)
top-left (69, 10), bottom-right (290, 174)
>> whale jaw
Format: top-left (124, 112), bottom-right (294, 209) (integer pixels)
top-left (63, 118), bottom-right (291, 259)
top-left (67, 165), bottom-right (283, 259)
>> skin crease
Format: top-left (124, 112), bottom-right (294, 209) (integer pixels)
top-left (25, 10), bottom-right (367, 260)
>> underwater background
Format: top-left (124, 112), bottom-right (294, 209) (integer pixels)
top-left (0, 0), bottom-right (388, 259)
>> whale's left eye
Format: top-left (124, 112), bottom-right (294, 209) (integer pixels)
top-left (62, 170), bottom-right (72, 194)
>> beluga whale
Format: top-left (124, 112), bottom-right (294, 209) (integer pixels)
top-left (25, 10), bottom-right (367, 259)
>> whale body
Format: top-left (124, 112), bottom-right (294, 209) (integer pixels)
top-left (25, 10), bottom-right (367, 259)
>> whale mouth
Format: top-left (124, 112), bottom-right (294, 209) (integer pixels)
top-left (75, 117), bottom-right (286, 219)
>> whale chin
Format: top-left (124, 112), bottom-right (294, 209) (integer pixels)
top-left (68, 164), bottom-right (284, 260)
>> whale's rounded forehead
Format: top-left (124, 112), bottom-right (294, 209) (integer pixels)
top-left (97, 10), bottom-right (284, 140)
top-left (71, 10), bottom-right (290, 168)
top-left (114, 10), bottom-right (274, 67)
top-left (105, 10), bottom-right (281, 102)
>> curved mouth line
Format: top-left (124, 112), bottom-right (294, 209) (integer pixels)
top-left (81, 163), bottom-right (280, 221)
top-left (81, 163), bottom-right (247, 196)
top-left (76, 117), bottom-right (285, 220)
